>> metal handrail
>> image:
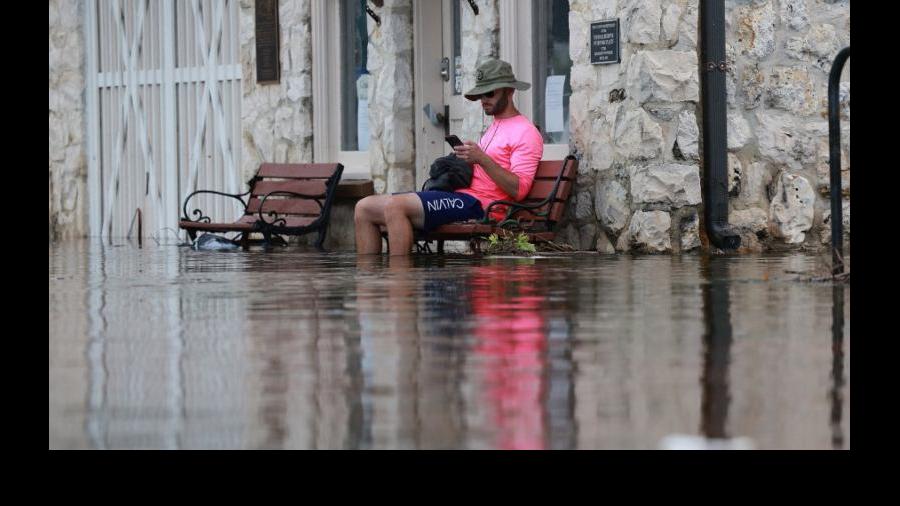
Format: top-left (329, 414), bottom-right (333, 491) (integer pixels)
top-left (828, 47), bottom-right (850, 276)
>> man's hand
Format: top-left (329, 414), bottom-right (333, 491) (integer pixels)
top-left (454, 140), bottom-right (520, 198)
top-left (453, 141), bottom-right (487, 166)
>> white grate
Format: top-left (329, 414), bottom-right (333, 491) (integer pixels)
top-left (85, 0), bottom-right (242, 239)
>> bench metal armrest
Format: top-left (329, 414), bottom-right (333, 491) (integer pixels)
top-left (480, 156), bottom-right (572, 229)
top-left (482, 197), bottom-right (555, 229)
top-left (256, 190), bottom-right (325, 227)
top-left (181, 189), bottom-right (251, 223)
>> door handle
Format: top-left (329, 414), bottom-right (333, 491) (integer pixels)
top-left (440, 57), bottom-right (450, 81)
top-left (423, 103), bottom-right (446, 128)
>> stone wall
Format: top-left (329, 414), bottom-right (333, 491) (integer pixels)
top-left (49, 0), bottom-right (850, 252)
top-left (724, 0), bottom-right (850, 252)
top-left (447, 0), bottom-right (851, 254)
top-left (49, 0), bottom-right (87, 240)
top-left (239, 0), bottom-right (314, 183)
top-left (367, 0), bottom-right (416, 195)
top-left (561, 0), bottom-right (703, 253)
top-left (562, 0), bottom-right (849, 253)
top-left (459, 0), bottom-right (501, 143)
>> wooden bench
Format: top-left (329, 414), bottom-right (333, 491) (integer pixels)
top-left (420, 155), bottom-right (578, 253)
top-left (179, 163), bottom-right (343, 250)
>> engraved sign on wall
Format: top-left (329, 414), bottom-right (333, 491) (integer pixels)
top-left (590, 19), bottom-right (620, 65)
top-left (255, 0), bottom-right (280, 83)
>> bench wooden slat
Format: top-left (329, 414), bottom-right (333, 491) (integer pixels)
top-left (549, 202), bottom-right (567, 223)
top-left (525, 179), bottom-right (573, 201)
top-left (257, 163), bottom-right (341, 179)
top-left (534, 160), bottom-right (565, 179)
top-left (251, 180), bottom-right (327, 198)
top-left (247, 197), bottom-right (323, 216)
top-left (534, 159), bottom-right (577, 180)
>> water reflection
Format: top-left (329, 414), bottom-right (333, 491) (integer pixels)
top-left (353, 257), bottom-right (567, 449)
top-left (85, 241), bottom-right (108, 449)
top-left (49, 241), bottom-right (849, 449)
top-left (469, 262), bottom-right (548, 450)
top-left (830, 285), bottom-right (845, 450)
top-left (687, 256), bottom-right (849, 450)
top-left (84, 241), bottom-right (186, 449)
top-left (410, 256), bottom-right (471, 449)
top-left (699, 257), bottom-right (734, 440)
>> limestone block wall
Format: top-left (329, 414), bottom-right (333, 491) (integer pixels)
top-left (49, 0), bottom-right (850, 252)
top-left (458, 0), bottom-right (501, 144)
top-left (724, 0), bottom-right (850, 251)
top-left (49, 0), bottom-right (87, 240)
top-left (239, 0), bottom-right (314, 183)
top-left (561, 0), bottom-right (703, 253)
top-left (563, 0), bottom-right (849, 253)
top-left (367, 0), bottom-right (416, 195)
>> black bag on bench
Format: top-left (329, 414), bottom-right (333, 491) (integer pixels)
top-left (422, 154), bottom-right (473, 192)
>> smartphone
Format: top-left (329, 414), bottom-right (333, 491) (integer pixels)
top-left (445, 135), bottom-right (463, 148)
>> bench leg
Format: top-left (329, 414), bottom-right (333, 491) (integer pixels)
top-left (437, 240), bottom-right (445, 254)
top-left (315, 226), bottom-right (328, 251)
top-left (240, 233), bottom-right (250, 251)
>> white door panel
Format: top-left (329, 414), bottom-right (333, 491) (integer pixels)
top-left (85, 0), bottom-right (242, 239)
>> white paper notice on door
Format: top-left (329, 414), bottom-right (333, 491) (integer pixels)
top-left (545, 75), bottom-right (566, 133)
top-left (357, 99), bottom-right (370, 151)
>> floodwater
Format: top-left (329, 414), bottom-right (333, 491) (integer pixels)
top-left (49, 239), bottom-right (849, 450)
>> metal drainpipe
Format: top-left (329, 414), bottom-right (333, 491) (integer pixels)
top-left (699, 0), bottom-right (740, 251)
top-left (828, 47), bottom-right (850, 275)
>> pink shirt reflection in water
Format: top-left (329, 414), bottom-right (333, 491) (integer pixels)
top-left (469, 264), bottom-right (547, 450)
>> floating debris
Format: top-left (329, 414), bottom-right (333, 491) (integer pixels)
top-left (191, 234), bottom-right (239, 251)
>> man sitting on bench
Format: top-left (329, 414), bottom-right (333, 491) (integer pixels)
top-left (354, 58), bottom-right (544, 256)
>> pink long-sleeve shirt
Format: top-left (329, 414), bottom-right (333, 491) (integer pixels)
top-left (458, 114), bottom-right (544, 220)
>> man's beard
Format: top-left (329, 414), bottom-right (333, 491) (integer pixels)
top-left (485, 91), bottom-right (509, 116)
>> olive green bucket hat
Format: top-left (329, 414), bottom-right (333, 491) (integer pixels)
top-left (464, 58), bottom-right (531, 101)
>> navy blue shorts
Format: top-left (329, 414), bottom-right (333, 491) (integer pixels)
top-left (407, 191), bottom-right (485, 232)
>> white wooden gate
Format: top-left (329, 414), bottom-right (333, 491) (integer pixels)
top-left (84, 0), bottom-right (242, 239)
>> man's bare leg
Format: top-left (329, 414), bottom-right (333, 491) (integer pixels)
top-left (354, 194), bottom-right (425, 256)
top-left (354, 195), bottom-right (390, 254)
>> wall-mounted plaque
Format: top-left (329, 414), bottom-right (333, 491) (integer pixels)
top-left (590, 19), bottom-right (620, 65)
top-left (255, 0), bottom-right (280, 83)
